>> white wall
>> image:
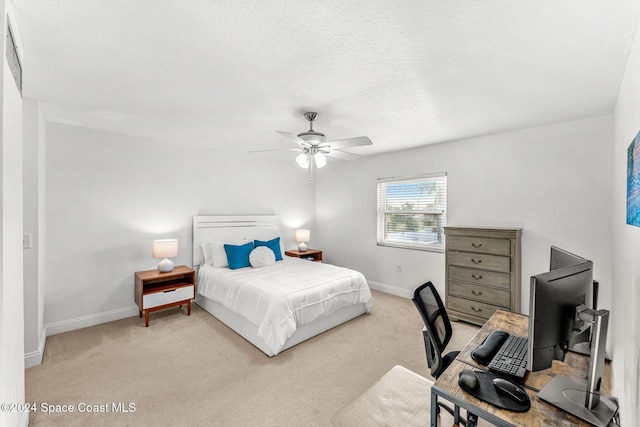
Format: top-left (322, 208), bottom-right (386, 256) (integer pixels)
top-left (316, 116), bottom-right (613, 316)
top-left (44, 123), bottom-right (316, 331)
top-left (611, 9), bottom-right (640, 424)
top-left (1, 3), bottom-right (26, 426)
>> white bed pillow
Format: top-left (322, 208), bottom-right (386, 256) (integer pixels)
top-left (201, 238), bottom-right (249, 268)
top-left (200, 241), bottom-right (214, 266)
top-left (249, 246), bottom-right (276, 268)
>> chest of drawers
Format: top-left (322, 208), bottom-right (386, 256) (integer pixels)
top-left (444, 227), bottom-right (522, 325)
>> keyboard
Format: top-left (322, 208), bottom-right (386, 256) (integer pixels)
top-left (487, 334), bottom-right (528, 380)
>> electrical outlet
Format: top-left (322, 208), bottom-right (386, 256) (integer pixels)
top-left (396, 265), bottom-right (402, 273)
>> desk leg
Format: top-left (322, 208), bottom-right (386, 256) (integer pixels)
top-left (430, 390), bottom-right (438, 427)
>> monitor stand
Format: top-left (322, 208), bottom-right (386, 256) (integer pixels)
top-left (537, 308), bottom-right (618, 427)
top-left (567, 280), bottom-right (610, 361)
top-left (539, 376), bottom-right (618, 426)
top-left (569, 333), bottom-right (611, 361)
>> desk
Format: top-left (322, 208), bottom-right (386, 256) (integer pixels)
top-left (430, 310), bottom-right (612, 427)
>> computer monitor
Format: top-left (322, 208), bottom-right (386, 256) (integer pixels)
top-left (528, 246), bottom-right (617, 426)
top-left (548, 247), bottom-right (601, 355)
top-left (528, 250), bottom-right (592, 372)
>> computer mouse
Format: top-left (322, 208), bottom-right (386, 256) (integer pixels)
top-left (458, 369), bottom-right (479, 391)
top-left (491, 377), bottom-right (529, 404)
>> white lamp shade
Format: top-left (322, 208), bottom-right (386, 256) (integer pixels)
top-left (295, 230), bottom-right (310, 243)
top-left (296, 153), bottom-right (310, 168)
top-left (314, 152), bottom-right (327, 168)
top-left (152, 239), bottom-right (178, 259)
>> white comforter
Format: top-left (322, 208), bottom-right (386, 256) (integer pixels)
top-left (197, 257), bottom-right (373, 355)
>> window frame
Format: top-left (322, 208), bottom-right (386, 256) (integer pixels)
top-left (376, 172), bottom-right (447, 253)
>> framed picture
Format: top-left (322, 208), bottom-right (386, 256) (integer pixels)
top-left (627, 131), bottom-right (640, 227)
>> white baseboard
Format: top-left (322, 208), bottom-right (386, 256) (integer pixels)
top-left (367, 280), bottom-right (412, 299)
top-left (24, 327), bottom-right (48, 368)
top-left (46, 305), bottom-right (139, 337)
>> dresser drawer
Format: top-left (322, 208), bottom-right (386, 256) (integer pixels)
top-left (447, 295), bottom-right (502, 321)
top-left (447, 251), bottom-right (511, 273)
top-left (143, 285), bottom-right (194, 309)
top-left (448, 265), bottom-right (511, 289)
top-left (448, 281), bottom-right (511, 307)
top-left (447, 236), bottom-right (511, 256)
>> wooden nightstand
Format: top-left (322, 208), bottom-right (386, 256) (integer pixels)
top-left (285, 249), bottom-right (323, 262)
top-left (134, 265), bottom-right (195, 327)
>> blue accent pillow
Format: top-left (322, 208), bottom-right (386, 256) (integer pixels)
top-left (254, 237), bottom-right (283, 261)
top-left (224, 241), bottom-right (255, 269)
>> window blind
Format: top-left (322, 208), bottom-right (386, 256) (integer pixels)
top-left (376, 172), bottom-right (447, 251)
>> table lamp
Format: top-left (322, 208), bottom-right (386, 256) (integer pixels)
top-left (295, 229), bottom-right (310, 252)
top-left (152, 239), bottom-right (178, 272)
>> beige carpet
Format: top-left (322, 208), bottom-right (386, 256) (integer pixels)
top-left (26, 290), bottom-right (479, 426)
top-left (331, 365), bottom-right (437, 427)
top-left (332, 365), bottom-right (495, 427)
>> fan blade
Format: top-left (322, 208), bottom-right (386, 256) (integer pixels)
top-left (326, 149), bottom-right (361, 161)
top-left (324, 136), bottom-right (372, 149)
top-left (247, 147), bottom-right (302, 154)
top-left (275, 131), bottom-right (308, 146)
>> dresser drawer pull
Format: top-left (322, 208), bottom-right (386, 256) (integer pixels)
top-left (471, 290), bottom-right (483, 296)
top-left (471, 274), bottom-right (483, 279)
top-left (163, 289), bottom-right (176, 293)
top-left (471, 306), bottom-right (483, 312)
top-left (471, 242), bottom-right (483, 248)
top-left (471, 258), bottom-right (482, 264)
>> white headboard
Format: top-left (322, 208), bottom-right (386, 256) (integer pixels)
top-left (192, 215), bottom-right (281, 268)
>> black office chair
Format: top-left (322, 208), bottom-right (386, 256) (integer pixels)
top-left (412, 281), bottom-right (459, 379)
top-left (412, 281), bottom-right (466, 425)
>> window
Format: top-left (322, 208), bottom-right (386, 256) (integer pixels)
top-left (376, 172), bottom-right (447, 252)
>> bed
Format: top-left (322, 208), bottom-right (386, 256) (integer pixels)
top-left (192, 215), bottom-right (373, 356)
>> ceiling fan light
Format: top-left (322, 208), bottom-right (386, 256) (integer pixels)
top-left (296, 153), bottom-right (309, 168)
top-left (314, 152), bottom-right (327, 168)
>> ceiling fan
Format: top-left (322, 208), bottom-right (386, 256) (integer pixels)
top-left (250, 112), bottom-right (372, 175)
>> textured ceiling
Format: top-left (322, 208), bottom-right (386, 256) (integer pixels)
top-left (11, 1), bottom-right (640, 157)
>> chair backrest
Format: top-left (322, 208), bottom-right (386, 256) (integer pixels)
top-left (412, 281), bottom-right (453, 377)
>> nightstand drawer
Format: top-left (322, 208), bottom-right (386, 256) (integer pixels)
top-left (448, 281), bottom-right (511, 307)
top-left (447, 236), bottom-right (511, 256)
top-left (448, 265), bottom-right (511, 289)
top-left (447, 251), bottom-right (511, 273)
top-left (143, 285), bottom-right (194, 309)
